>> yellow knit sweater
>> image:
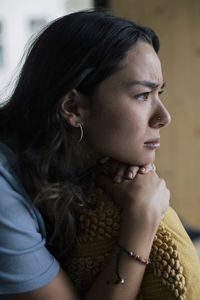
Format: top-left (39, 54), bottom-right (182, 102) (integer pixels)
top-left (65, 188), bottom-right (200, 299)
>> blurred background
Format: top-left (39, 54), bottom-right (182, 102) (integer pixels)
top-left (0, 0), bottom-right (200, 251)
top-left (0, 0), bottom-right (93, 90)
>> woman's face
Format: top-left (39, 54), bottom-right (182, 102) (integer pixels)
top-left (83, 42), bottom-right (171, 166)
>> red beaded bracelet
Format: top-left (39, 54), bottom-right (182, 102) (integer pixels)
top-left (118, 243), bottom-right (151, 265)
top-left (114, 244), bottom-right (151, 285)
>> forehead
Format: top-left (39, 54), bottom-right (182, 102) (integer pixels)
top-left (95, 42), bottom-right (163, 95)
top-left (117, 42), bottom-right (163, 86)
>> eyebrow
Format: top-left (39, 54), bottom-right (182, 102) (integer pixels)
top-left (128, 80), bottom-right (166, 89)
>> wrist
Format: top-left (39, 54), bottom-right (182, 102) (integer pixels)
top-left (119, 206), bottom-right (161, 257)
top-left (121, 203), bottom-right (161, 230)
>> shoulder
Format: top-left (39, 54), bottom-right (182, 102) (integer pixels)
top-left (0, 142), bottom-right (25, 196)
top-left (0, 141), bottom-right (46, 240)
top-left (0, 141), bottom-right (17, 173)
top-left (0, 142), bottom-right (60, 295)
top-left (0, 142), bottom-right (42, 246)
top-left (0, 142), bottom-right (33, 217)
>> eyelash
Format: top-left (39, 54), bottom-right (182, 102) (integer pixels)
top-left (135, 90), bottom-right (164, 101)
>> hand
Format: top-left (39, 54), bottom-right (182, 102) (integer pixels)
top-left (98, 157), bottom-right (154, 183)
top-left (112, 162), bottom-right (155, 183)
top-left (95, 166), bottom-right (169, 225)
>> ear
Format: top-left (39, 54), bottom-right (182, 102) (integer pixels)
top-left (59, 89), bottom-right (90, 127)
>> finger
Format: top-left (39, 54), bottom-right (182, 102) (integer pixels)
top-left (138, 163), bottom-right (156, 174)
top-left (125, 166), bottom-right (139, 179)
top-left (113, 164), bottom-right (127, 183)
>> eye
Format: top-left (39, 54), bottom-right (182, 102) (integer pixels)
top-left (158, 90), bottom-right (164, 96)
top-left (135, 92), bottom-right (150, 101)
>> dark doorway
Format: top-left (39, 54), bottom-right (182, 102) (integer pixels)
top-left (94, 0), bottom-right (110, 8)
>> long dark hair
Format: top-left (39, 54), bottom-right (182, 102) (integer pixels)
top-left (0, 10), bottom-right (159, 263)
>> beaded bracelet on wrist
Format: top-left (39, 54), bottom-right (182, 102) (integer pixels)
top-left (115, 243), bottom-right (151, 285)
top-left (118, 243), bottom-right (151, 265)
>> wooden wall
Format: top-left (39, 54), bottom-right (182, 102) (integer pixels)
top-left (110, 0), bottom-right (200, 228)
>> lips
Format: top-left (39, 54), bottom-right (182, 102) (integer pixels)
top-left (144, 138), bottom-right (160, 149)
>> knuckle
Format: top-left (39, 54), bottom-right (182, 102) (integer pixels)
top-left (129, 166), bottom-right (139, 171)
top-left (117, 167), bottom-right (126, 176)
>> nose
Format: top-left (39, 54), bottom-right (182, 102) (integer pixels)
top-left (150, 101), bottom-right (171, 129)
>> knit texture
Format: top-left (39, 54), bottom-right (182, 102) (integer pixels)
top-left (65, 188), bottom-right (200, 299)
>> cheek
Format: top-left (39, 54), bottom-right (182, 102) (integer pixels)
top-left (86, 104), bottom-right (145, 145)
top-left (84, 105), bottom-right (151, 165)
top-left (106, 105), bottom-right (145, 136)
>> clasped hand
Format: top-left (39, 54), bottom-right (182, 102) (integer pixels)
top-left (95, 159), bottom-right (170, 225)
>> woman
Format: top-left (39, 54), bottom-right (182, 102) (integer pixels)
top-left (0, 10), bottom-right (199, 300)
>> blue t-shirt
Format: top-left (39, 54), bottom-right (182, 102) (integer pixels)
top-left (0, 142), bottom-right (60, 297)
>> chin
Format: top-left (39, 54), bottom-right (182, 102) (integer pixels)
top-left (129, 155), bottom-right (155, 167)
top-left (109, 150), bottom-right (156, 167)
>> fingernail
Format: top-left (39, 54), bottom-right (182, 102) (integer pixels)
top-left (114, 175), bottom-right (122, 183)
top-left (140, 167), bottom-right (146, 173)
top-left (128, 171), bottom-right (133, 179)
